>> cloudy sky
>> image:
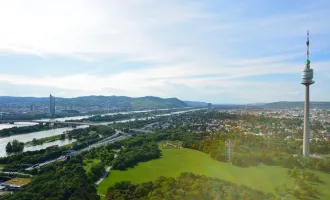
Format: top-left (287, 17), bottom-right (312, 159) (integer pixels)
top-left (0, 0), bottom-right (329, 104)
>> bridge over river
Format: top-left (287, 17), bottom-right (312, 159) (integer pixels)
top-left (0, 120), bottom-right (100, 127)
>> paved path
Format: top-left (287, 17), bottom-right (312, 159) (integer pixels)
top-left (130, 128), bottom-right (154, 134)
top-left (96, 166), bottom-right (112, 185)
top-left (95, 154), bottom-right (118, 185)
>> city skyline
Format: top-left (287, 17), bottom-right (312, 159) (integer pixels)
top-left (1, 0), bottom-right (330, 104)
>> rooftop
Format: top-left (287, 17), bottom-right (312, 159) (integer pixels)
top-left (1, 178), bottom-right (31, 188)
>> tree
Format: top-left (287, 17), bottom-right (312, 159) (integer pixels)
top-left (0, 155), bottom-right (100, 200)
top-left (6, 142), bottom-right (12, 152)
top-left (105, 173), bottom-right (275, 200)
top-left (290, 167), bottom-right (298, 178)
top-left (12, 139), bottom-right (24, 152)
top-left (88, 162), bottom-right (105, 182)
top-left (60, 134), bottom-right (66, 140)
top-left (32, 138), bottom-right (37, 145)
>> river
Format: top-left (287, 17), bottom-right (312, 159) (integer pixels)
top-left (0, 111), bottom-right (149, 130)
top-left (0, 108), bottom-right (201, 157)
top-left (0, 108), bottom-right (184, 130)
top-left (35, 108), bottom-right (173, 122)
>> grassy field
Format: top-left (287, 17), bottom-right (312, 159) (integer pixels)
top-left (97, 147), bottom-right (330, 199)
top-left (83, 159), bottom-right (101, 173)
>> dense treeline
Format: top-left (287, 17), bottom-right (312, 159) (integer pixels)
top-left (82, 147), bottom-right (115, 166)
top-left (66, 126), bottom-right (116, 140)
top-left (80, 145), bottom-right (116, 182)
top-left (0, 156), bottom-right (100, 200)
top-left (106, 172), bottom-right (275, 200)
top-left (0, 124), bottom-right (67, 137)
top-left (70, 126), bottom-right (116, 151)
top-left (112, 141), bottom-right (161, 170)
top-left (106, 130), bottom-right (174, 170)
top-left (280, 167), bottom-right (322, 199)
top-left (1, 146), bottom-right (64, 171)
top-left (173, 127), bottom-right (330, 172)
top-left (150, 127), bottom-right (330, 173)
top-left (310, 140), bottom-right (330, 154)
top-left (88, 162), bottom-right (105, 182)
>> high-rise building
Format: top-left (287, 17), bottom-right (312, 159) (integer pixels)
top-left (208, 103), bottom-right (212, 112)
top-left (49, 94), bottom-right (56, 117)
top-left (301, 31), bottom-right (314, 157)
top-left (29, 104), bottom-right (35, 112)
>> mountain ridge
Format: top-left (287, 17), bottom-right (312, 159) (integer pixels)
top-left (262, 101), bottom-right (330, 109)
top-left (0, 95), bottom-right (187, 110)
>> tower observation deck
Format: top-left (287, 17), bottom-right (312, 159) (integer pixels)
top-left (301, 31), bottom-right (314, 85)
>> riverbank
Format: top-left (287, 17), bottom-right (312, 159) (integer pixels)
top-left (25, 134), bottom-right (66, 146)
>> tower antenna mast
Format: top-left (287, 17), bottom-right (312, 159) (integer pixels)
top-left (306, 30), bottom-right (310, 69)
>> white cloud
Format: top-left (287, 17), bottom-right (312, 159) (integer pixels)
top-left (0, 0), bottom-right (329, 103)
top-left (0, 0), bottom-right (207, 62)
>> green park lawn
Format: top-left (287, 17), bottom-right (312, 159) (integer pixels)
top-left (83, 159), bottom-right (101, 173)
top-left (97, 147), bottom-right (330, 199)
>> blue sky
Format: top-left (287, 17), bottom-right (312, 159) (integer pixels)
top-left (0, 0), bottom-right (330, 104)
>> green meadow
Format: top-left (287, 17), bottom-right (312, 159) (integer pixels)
top-left (98, 147), bottom-right (330, 199)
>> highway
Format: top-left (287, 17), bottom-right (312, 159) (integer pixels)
top-left (130, 128), bottom-right (154, 134)
top-left (0, 171), bottom-right (33, 177)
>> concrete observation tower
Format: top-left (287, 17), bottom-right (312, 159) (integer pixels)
top-left (301, 30), bottom-right (314, 157)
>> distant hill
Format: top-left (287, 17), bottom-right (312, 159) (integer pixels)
top-left (262, 101), bottom-right (330, 109)
top-left (246, 103), bottom-right (266, 106)
top-left (184, 101), bottom-right (208, 107)
top-left (0, 95), bottom-right (187, 110)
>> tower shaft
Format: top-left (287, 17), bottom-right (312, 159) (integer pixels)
top-left (303, 85), bottom-right (310, 157)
